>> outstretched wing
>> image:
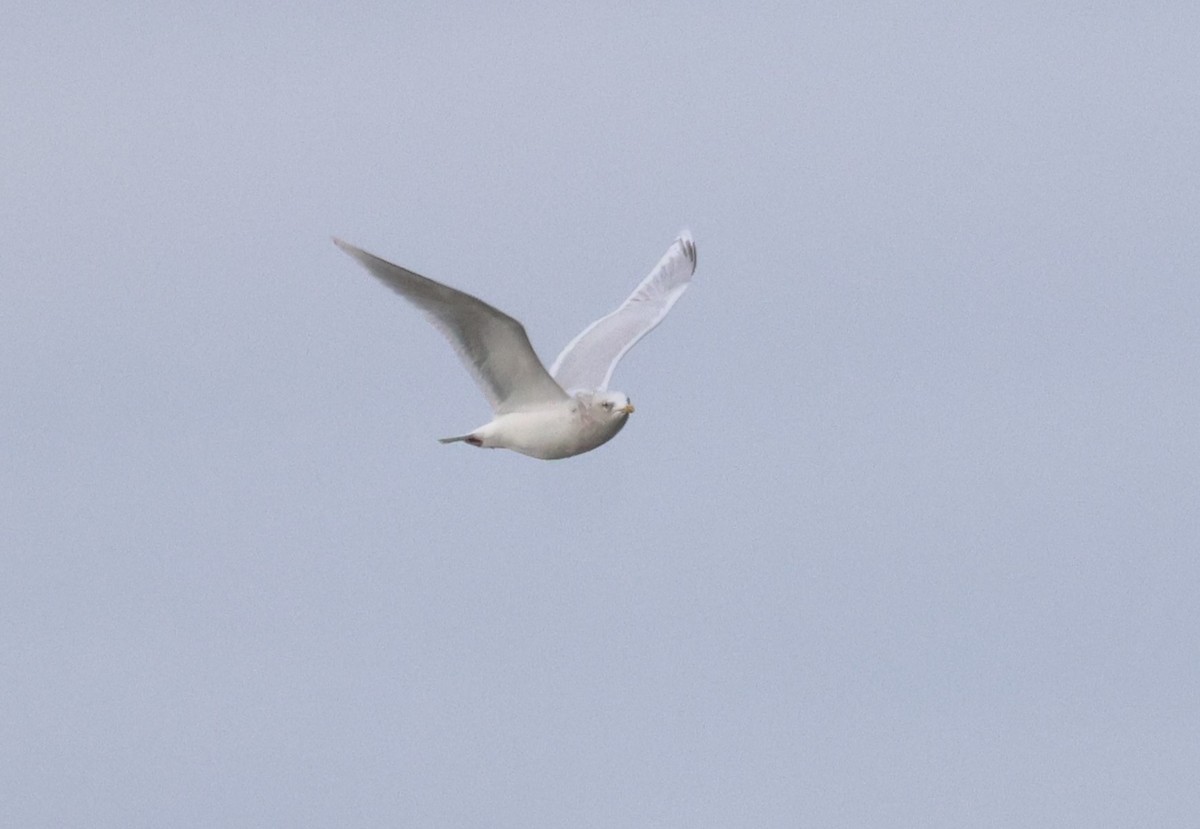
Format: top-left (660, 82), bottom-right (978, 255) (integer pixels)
top-left (334, 239), bottom-right (567, 413)
top-left (549, 231), bottom-right (697, 393)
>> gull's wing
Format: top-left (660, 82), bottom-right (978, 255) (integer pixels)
top-left (549, 231), bottom-right (697, 393)
top-left (334, 239), bottom-right (568, 413)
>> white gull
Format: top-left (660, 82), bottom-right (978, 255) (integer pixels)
top-left (333, 232), bottom-right (697, 460)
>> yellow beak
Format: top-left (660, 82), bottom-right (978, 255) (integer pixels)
top-left (621, 403), bottom-right (635, 415)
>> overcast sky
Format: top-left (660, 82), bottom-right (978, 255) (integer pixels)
top-left (3, 3), bottom-right (1198, 827)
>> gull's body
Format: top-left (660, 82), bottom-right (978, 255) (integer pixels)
top-left (445, 394), bottom-right (631, 460)
top-left (333, 231), bottom-right (697, 460)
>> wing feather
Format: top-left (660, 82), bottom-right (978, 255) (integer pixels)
top-left (334, 239), bottom-right (567, 413)
top-left (549, 231), bottom-right (697, 392)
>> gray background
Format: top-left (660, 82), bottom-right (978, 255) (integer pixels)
top-left (3, 3), bottom-right (1198, 827)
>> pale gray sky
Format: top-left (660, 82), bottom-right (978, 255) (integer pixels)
top-left (3, 3), bottom-right (1198, 827)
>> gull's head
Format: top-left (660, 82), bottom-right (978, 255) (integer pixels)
top-left (583, 391), bottom-right (635, 420)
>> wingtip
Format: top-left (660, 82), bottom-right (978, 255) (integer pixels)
top-left (675, 228), bottom-right (697, 271)
top-left (332, 236), bottom-right (368, 261)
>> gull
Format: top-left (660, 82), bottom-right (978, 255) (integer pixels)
top-left (333, 231), bottom-right (697, 459)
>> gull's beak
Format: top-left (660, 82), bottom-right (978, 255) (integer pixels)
top-left (621, 403), bottom-right (635, 415)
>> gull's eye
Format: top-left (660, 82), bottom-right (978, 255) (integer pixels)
top-left (602, 401), bottom-right (613, 410)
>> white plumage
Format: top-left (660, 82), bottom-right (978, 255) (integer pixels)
top-left (333, 231), bottom-right (697, 460)
top-left (549, 233), bottom-right (697, 393)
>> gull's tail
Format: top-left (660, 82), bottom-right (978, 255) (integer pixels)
top-left (439, 433), bottom-right (482, 447)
